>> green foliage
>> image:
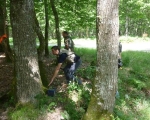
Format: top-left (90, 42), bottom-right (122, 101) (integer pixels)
top-left (119, 0), bottom-right (150, 36)
top-left (75, 47), bottom-right (96, 80)
top-left (115, 51), bottom-right (150, 120)
top-left (9, 104), bottom-right (41, 120)
top-left (77, 66), bottom-right (96, 80)
top-left (8, 47), bottom-right (150, 120)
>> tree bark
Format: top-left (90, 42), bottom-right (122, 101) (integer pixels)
top-left (44, 0), bottom-right (49, 56)
top-left (33, 9), bottom-right (45, 60)
top-left (125, 16), bottom-right (129, 36)
top-left (83, 0), bottom-right (119, 119)
top-left (50, 0), bottom-right (61, 48)
top-left (10, 0), bottom-right (43, 104)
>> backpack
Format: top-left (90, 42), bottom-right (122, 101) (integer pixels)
top-left (60, 49), bottom-right (76, 63)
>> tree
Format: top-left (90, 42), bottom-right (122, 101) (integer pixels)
top-left (33, 9), bottom-right (45, 60)
top-left (50, 0), bottom-right (61, 48)
top-left (119, 0), bottom-right (150, 36)
top-left (44, 0), bottom-right (49, 56)
top-left (10, 0), bottom-right (43, 104)
top-left (83, 0), bottom-right (119, 119)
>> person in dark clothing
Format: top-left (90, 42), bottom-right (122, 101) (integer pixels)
top-left (48, 46), bottom-right (81, 86)
top-left (62, 31), bottom-right (74, 51)
top-left (118, 31), bottom-right (123, 68)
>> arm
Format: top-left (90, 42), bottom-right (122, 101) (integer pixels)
top-left (48, 63), bottom-right (62, 86)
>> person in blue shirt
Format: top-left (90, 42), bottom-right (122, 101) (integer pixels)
top-left (48, 46), bottom-right (81, 86)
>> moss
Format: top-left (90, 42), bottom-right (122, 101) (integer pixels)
top-left (38, 61), bottom-right (48, 87)
top-left (82, 94), bottom-right (113, 120)
top-left (82, 81), bottom-right (113, 120)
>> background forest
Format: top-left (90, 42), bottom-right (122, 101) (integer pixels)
top-left (0, 0), bottom-right (150, 120)
top-left (5, 0), bottom-right (150, 40)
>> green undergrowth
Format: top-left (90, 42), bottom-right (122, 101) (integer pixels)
top-left (114, 51), bottom-right (150, 120)
top-left (8, 48), bottom-right (150, 120)
top-left (8, 82), bottom-right (91, 120)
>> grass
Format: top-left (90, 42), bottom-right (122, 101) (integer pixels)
top-left (115, 51), bottom-right (150, 120)
top-left (119, 36), bottom-right (150, 43)
top-left (7, 47), bottom-right (150, 120)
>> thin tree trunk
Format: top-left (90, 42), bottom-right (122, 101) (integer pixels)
top-left (10, 0), bottom-right (43, 104)
top-left (50, 0), bottom-right (61, 48)
top-left (125, 16), bottom-right (128, 36)
top-left (83, 0), bottom-right (119, 119)
top-left (33, 9), bottom-right (45, 60)
top-left (44, 0), bottom-right (49, 56)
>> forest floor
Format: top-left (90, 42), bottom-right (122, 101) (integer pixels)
top-left (0, 52), bottom-right (13, 120)
top-left (0, 52), bottom-right (88, 120)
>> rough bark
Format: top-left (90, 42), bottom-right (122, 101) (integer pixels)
top-left (44, 0), bottom-right (49, 56)
top-left (50, 0), bottom-right (61, 48)
top-left (83, 0), bottom-right (119, 119)
top-left (10, 0), bottom-right (43, 104)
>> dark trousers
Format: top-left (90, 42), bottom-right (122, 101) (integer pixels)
top-left (63, 59), bottom-right (81, 83)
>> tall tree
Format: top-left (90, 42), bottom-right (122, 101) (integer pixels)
top-left (10, 0), bottom-right (43, 104)
top-left (44, 0), bottom-right (49, 56)
top-left (50, 0), bottom-right (61, 48)
top-left (83, 0), bottom-right (119, 119)
top-left (33, 9), bottom-right (45, 60)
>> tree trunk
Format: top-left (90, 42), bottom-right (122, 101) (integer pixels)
top-left (44, 0), bottom-right (49, 56)
top-left (50, 0), bottom-right (61, 48)
top-left (33, 9), bottom-right (45, 60)
top-left (83, 0), bottom-right (119, 119)
top-left (125, 16), bottom-right (129, 36)
top-left (0, 0), bottom-right (13, 62)
top-left (10, 0), bottom-right (43, 104)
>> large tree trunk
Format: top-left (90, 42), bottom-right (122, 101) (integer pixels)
top-left (0, 0), bottom-right (13, 62)
top-left (83, 0), bottom-right (119, 119)
top-left (10, 0), bottom-right (43, 104)
top-left (44, 0), bottom-right (49, 56)
top-left (50, 0), bottom-right (61, 48)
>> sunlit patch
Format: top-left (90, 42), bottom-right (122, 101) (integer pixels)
top-left (0, 53), bottom-right (6, 58)
top-left (27, 57), bottom-right (41, 83)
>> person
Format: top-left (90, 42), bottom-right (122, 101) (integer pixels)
top-left (62, 31), bottom-right (74, 51)
top-left (48, 46), bottom-right (82, 86)
top-left (118, 32), bottom-right (123, 68)
top-left (0, 34), bottom-right (7, 43)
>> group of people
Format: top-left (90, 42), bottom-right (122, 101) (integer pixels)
top-left (48, 31), bottom-right (123, 87)
top-left (48, 31), bottom-right (81, 87)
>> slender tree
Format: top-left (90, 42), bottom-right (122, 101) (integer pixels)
top-left (44, 0), bottom-right (49, 56)
top-left (83, 0), bottom-right (119, 119)
top-left (10, 0), bottom-right (43, 104)
top-left (33, 9), bottom-right (45, 60)
top-left (50, 0), bottom-right (61, 48)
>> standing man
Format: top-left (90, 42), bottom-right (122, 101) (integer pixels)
top-left (48, 46), bottom-right (82, 86)
top-left (118, 31), bottom-right (123, 68)
top-left (62, 31), bottom-right (74, 51)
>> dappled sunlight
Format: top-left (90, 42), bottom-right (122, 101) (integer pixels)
top-left (0, 53), bottom-right (5, 58)
top-left (38, 107), bottom-right (64, 120)
top-left (27, 57), bottom-right (41, 83)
